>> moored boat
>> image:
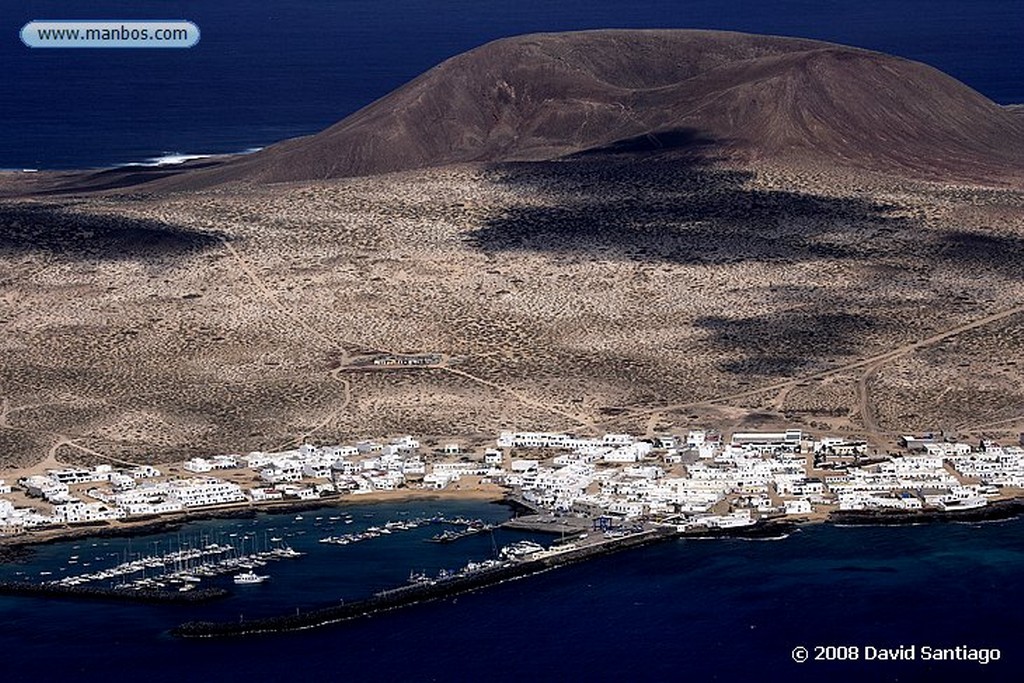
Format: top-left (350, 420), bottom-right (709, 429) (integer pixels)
top-left (233, 571), bottom-right (270, 585)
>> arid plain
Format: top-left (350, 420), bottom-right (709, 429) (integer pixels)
top-left (1, 156), bottom-right (1023, 470)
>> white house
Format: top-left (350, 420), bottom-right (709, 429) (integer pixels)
top-left (783, 499), bottom-right (813, 516)
top-left (183, 458), bottom-right (213, 473)
top-left (51, 500), bottom-right (120, 524)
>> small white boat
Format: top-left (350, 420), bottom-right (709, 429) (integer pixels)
top-left (233, 571), bottom-right (269, 585)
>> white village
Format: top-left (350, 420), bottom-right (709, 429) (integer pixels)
top-left (3, 428), bottom-right (1024, 535)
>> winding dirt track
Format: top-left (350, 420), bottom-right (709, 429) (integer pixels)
top-left (224, 239), bottom-right (596, 433)
top-left (52, 437), bottom-right (141, 468)
top-left (442, 367), bottom-right (596, 431)
top-left (603, 302), bottom-right (1024, 428)
top-left (220, 238), bottom-right (358, 360)
top-left (272, 377), bottom-right (352, 451)
top-left (852, 360), bottom-right (885, 440)
top-left (228, 223), bottom-right (1024, 437)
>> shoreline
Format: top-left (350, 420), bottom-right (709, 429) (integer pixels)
top-left (171, 499), bottom-right (1024, 639)
top-left (1, 492), bottom-right (1021, 612)
top-left (828, 496), bottom-right (1024, 526)
top-left (0, 486), bottom-right (507, 560)
top-left (3, 487), bottom-right (1022, 561)
top-left (0, 146), bottom-right (261, 174)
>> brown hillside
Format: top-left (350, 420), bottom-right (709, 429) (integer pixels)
top-left (161, 29), bottom-right (1024, 187)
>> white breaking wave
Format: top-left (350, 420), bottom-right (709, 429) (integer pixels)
top-left (123, 153), bottom-right (213, 167)
top-left (122, 147), bottom-right (263, 168)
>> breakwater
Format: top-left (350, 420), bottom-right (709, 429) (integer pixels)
top-left (0, 580), bottom-right (228, 604)
top-left (501, 514), bottom-right (592, 534)
top-left (172, 528), bottom-right (674, 638)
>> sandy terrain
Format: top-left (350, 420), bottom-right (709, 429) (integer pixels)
top-left (0, 159), bottom-right (1022, 470)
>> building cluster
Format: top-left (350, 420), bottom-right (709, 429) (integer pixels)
top-left (0, 435), bottom-right (502, 534)
top-left (6, 464), bottom-right (251, 528)
top-left (2, 427), bottom-right (1023, 535)
top-left (369, 354), bottom-right (441, 367)
top-left (237, 436), bottom-right (497, 497)
top-left (1, 464), bottom-right (165, 531)
top-left (496, 429), bottom-right (1024, 527)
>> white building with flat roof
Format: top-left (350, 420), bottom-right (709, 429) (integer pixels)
top-left (51, 500), bottom-right (120, 524)
top-left (168, 478), bottom-right (246, 508)
top-left (20, 476), bottom-right (69, 501)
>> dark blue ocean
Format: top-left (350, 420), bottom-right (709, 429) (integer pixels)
top-left (0, 500), bottom-right (1021, 682)
top-left (1, 0), bottom-right (1022, 169)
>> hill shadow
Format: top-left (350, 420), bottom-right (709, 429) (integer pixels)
top-left (0, 202), bottom-right (224, 261)
top-left (695, 310), bottom-right (877, 377)
top-left (467, 155), bottom-right (910, 266)
top-left (936, 229), bottom-right (1024, 277)
top-left (39, 160), bottom-right (227, 196)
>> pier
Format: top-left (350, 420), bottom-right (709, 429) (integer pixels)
top-left (501, 514), bottom-right (591, 535)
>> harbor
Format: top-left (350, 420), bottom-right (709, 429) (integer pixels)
top-left (172, 523), bottom-right (671, 638)
top-left (0, 426), bottom-right (1023, 649)
top-left (0, 500), bottom-right (522, 610)
top-left (0, 468), bottom-right (1018, 682)
top-left (170, 513), bottom-right (817, 638)
top-left (38, 529), bottom-right (304, 593)
top-left (0, 493), bottom-right (1019, 683)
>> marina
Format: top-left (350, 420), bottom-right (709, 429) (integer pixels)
top-left (0, 500), bottom-right (519, 608)
top-left (318, 516), bottom-right (427, 545)
top-left (0, 496), bottom-right (1019, 681)
top-left (47, 535), bottom-right (302, 592)
top-left (173, 524), bottom-right (669, 638)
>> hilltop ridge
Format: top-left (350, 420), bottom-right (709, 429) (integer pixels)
top-left (154, 29), bottom-right (1024, 188)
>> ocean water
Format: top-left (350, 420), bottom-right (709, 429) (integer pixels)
top-left (1, 0), bottom-right (1022, 169)
top-left (0, 501), bottom-right (1021, 682)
